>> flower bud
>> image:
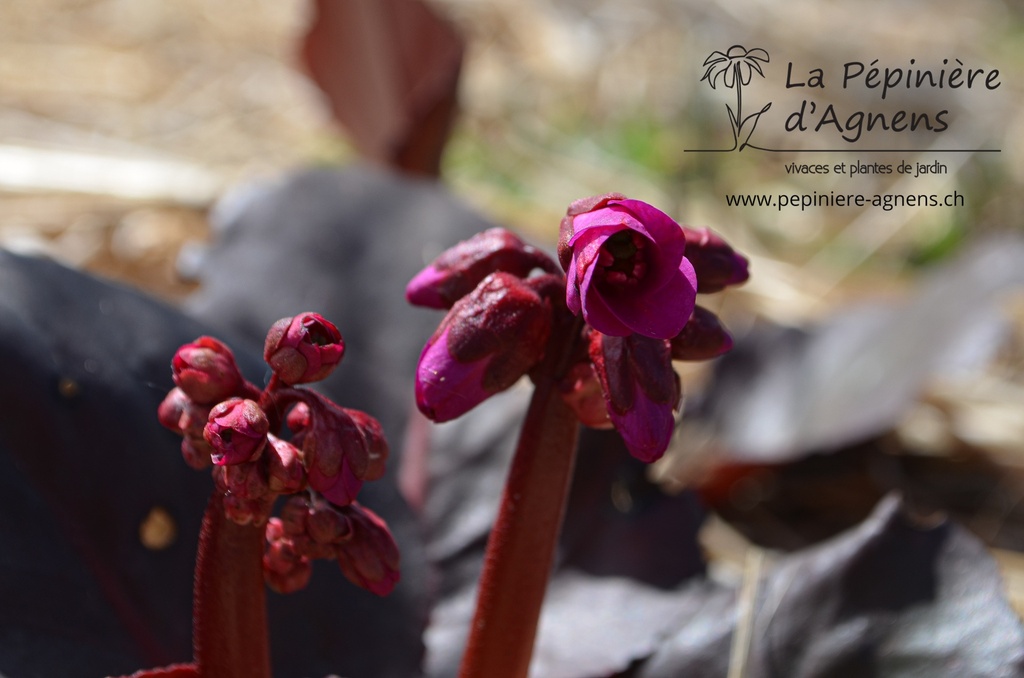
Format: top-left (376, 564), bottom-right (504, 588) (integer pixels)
top-left (302, 405), bottom-right (367, 506)
top-left (180, 437), bottom-right (214, 470)
top-left (336, 503), bottom-right (400, 596)
top-left (307, 502), bottom-right (353, 545)
top-left (278, 496), bottom-right (306, 532)
top-left (345, 409), bottom-right (388, 482)
top-left (406, 228), bottom-right (559, 309)
top-left (204, 398), bottom-right (269, 465)
top-left (264, 313), bottom-right (345, 385)
top-left (223, 493), bottom-right (274, 526)
top-left (589, 332), bottom-right (680, 463)
top-left (215, 461), bottom-right (271, 501)
top-left (557, 361), bottom-right (613, 429)
top-left (265, 434), bottom-right (306, 494)
top-left (171, 337), bottom-right (244, 405)
top-left (681, 227), bottom-right (749, 293)
top-left (157, 387), bottom-right (190, 432)
top-left (263, 537), bottom-right (313, 594)
top-left (670, 306), bottom-right (734, 361)
top-left (415, 272), bottom-right (552, 422)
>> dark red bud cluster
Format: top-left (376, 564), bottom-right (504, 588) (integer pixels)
top-left (264, 496), bottom-right (399, 596)
top-left (159, 312), bottom-right (399, 595)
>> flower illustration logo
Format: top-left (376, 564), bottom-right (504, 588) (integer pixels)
top-left (701, 45), bottom-right (772, 151)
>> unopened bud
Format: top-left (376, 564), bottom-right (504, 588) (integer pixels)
top-left (415, 272), bottom-right (551, 422)
top-left (336, 503), bottom-right (400, 596)
top-left (264, 313), bottom-right (345, 385)
top-left (670, 306), bottom-right (734, 361)
top-left (682, 227), bottom-right (749, 293)
top-left (406, 228), bottom-right (559, 309)
top-left (171, 337), bottom-right (244, 405)
top-left (204, 398), bottom-right (269, 465)
top-left (589, 332), bottom-right (680, 463)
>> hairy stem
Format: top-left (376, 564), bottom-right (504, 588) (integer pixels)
top-left (192, 492), bottom-right (272, 678)
top-left (457, 376), bottom-right (580, 678)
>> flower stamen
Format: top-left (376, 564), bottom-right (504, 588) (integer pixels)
top-left (597, 231), bottom-right (648, 289)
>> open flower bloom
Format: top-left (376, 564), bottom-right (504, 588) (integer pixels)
top-left (559, 195), bottom-right (697, 339)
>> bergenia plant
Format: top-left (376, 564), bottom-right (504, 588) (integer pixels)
top-left (406, 193), bottom-right (748, 677)
top-left (122, 312), bottom-right (398, 678)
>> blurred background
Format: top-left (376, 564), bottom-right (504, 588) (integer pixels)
top-left (2, 0), bottom-right (1023, 603)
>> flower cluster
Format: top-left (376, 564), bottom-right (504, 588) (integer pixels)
top-left (158, 312), bottom-right (399, 596)
top-left (407, 194), bottom-right (748, 462)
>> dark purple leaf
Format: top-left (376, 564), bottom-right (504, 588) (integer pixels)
top-left (300, 0), bottom-right (464, 176)
top-left (695, 236), bottom-right (1024, 463)
top-left (636, 495), bottom-right (1024, 678)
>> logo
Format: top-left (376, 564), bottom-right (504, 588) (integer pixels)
top-left (690, 44), bottom-right (1002, 154)
top-left (700, 45), bottom-right (772, 152)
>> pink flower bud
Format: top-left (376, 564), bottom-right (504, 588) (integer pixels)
top-left (560, 196), bottom-right (697, 339)
top-left (223, 493), bottom-right (274, 526)
top-left (216, 461), bottom-right (271, 500)
top-left (670, 306), bottom-right (734, 361)
top-left (336, 503), bottom-right (400, 596)
top-left (171, 336), bottom-right (244, 405)
top-left (157, 387), bottom-right (190, 432)
top-left (406, 228), bottom-right (559, 309)
top-left (180, 437), bottom-right (213, 470)
top-left (307, 502), bottom-right (353, 545)
top-left (302, 405), bottom-right (367, 506)
top-left (415, 272), bottom-right (552, 422)
top-left (681, 226), bottom-right (749, 293)
top-left (285, 402), bottom-right (312, 435)
top-left (264, 312), bottom-right (345, 385)
top-left (263, 538), bottom-right (313, 594)
top-left (265, 434), bottom-right (306, 494)
top-left (317, 457), bottom-right (363, 507)
top-left (204, 398), bottom-right (269, 465)
top-left (557, 361), bottom-right (613, 429)
top-left (589, 332), bottom-right (680, 462)
top-left (278, 496), bottom-right (309, 536)
top-left (345, 408), bottom-right (388, 482)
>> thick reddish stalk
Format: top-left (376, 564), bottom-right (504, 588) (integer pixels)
top-left (191, 492), bottom-right (272, 678)
top-left (457, 376), bottom-right (580, 678)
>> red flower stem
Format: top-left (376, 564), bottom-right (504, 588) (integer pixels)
top-left (457, 375), bottom-right (580, 678)
top-left (191, 492), bottom-right (272, 678)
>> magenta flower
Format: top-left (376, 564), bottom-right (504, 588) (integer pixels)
top-left (558, 194), bottom-right (697, 339)
top-left (264, 312), bottom-right (345, 385)
top-left (588, 332), bottom-right (680, 463)
top-left (415, 272), bottom-right (552, 422)
top-left (171, 336), bottom-right (244, 405)
top-left (204, 398), bottom-right (270, 465)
